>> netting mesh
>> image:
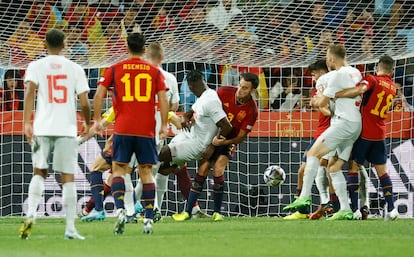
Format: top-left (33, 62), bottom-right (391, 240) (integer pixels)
top-left (0, 0), bottom-right (413, 69)
top-left (1, 1), bottom-right (414, 218)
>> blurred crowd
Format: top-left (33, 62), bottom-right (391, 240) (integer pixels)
top-left (0, 0), bottom-right (413, 112)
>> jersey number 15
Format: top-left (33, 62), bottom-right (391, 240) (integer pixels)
top-left (47, 74), bottom-right (67, 103)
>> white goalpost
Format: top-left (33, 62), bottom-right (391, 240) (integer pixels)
top-left (0, 0), bottom-right (413, 218)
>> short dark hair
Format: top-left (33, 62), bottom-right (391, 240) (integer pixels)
top-left (308, 59), bottom-right (328, 73)
top-left (378, 55), bottom-right (394, 73)
top-left (127, 33), bottom-right (146, 54)
top-left (186, 70), bottom-right (204, 84)
top-left (327, 44), bottom-right (346, 59)
top-left (241, 72), bottom-right (259, 89)
top-left (46, 29), bottom-right (65, 49)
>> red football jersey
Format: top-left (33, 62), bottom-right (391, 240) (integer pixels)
top-left (99, 57), bottom-right (167, 137)
top-left (217, 86), bottom-right (258, 139)
top-left (314, 112), bottom-right (330, 139)
top-left (360, 74), bottom-right (396, 140)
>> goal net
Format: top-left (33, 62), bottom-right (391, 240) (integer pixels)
top-left (1, 0), bottom-right (413, 218)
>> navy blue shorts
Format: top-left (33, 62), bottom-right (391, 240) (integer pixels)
top-left (301, 138), bottom-right (316, 163)
top-left (112, 134), bottom-right (158, 165)
top-left (210, 144), bottom-right (235, 161)
top-left (351, 137), bottom-right (387, 165)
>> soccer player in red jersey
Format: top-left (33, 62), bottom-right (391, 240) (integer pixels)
top-left (93, 32), bottom-right (169, 234)
top-left (336, 55), bottom-right (399, 220)
top-left (173, 72), bottom-right (259, 221)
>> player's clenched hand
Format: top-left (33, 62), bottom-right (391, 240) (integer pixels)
top-left (212, 135), bottom-right (226, 146)
top-left (159, 125), bottom-right (168, 141)
top-left (93, 119), bottom-right (104, 135)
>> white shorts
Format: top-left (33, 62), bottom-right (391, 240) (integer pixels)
top-left (32, 136), bottom-right (78, 174)
top-left (168, 131), bottom-right (204, 167)
top-left (316, 116), bottom-right (361, 162)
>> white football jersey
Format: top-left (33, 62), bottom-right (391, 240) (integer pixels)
top-left (24, 55), bottom-right (89, 137)
top-left (190, 88), bottom-right (227, 149)
top-left (161, 68), bottom-right (179, 106)
top-left (155, 68), bottom-right (179, 147)
top-left (315, 71), bottom-right (335, 94)
top-left (324, 66), bottom-right (362, 122)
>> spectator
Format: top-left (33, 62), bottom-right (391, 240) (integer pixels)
top-left (121, 3), bottom-right (142, 39)
top-left (26, 1), bottom-right (65, 39)
top-left (306, 29), bottom-right (334, 61)
top-left (337, 8), bottom-right (374, 53)
top-left (305, 1), bottom-right (329, 52)
top-left (206, 0), bottom-right (242, 32)
top-left (287, 20), bottom-right (308, 58)
top-left (175, 2), bottom-right (220, 60)
top-left (0, 42), bottom-right (12, 72)
top-left (254, 5), bottom-right (285, 60)
top-left (392, 82), bottom-right (413, 111)
top-left (128, 0), bottom-right (158, 36)
top-left (105, 19), bottom-right (128, 62)
top-left (63, 22), bottom-right (89, 66)
top-left (269, 71), bottom-right (304, 111)
top-left (90, 0), bottom-right (122, 31)
top-left (361, 35), bottom-right (374, 59)
top-left (7, 20), bottom-right (45, 64)
top-left (64, 0), bottom-right (107, 66)
top-left (0, 69), bottom-right (24, 111)
top-left (151, 3), bottom-right (176, 32)
top-left (0, 0), bottom-right (32, 39)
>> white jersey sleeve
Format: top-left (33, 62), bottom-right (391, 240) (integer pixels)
top-left (161, 69), bottom-right (179, 105)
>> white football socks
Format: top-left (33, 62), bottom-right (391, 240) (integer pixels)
top-left (330, 170), bottom-right (351, 211)
top-left (27, 175), bottom-right (45, 219)
top-left (315, 166), bottom-right (330, 204)
top-left (62, 182), bottom-right (77, 233)
top-left (300, 156), bottom-right (319, 198)
top-left (124, 173), bottom-right (135, 216)
top-left (359, 165), bottom-right (370, 208)
top-left (155, 173), bottom-right (168, 211)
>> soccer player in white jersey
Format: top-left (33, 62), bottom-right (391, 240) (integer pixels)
top-left (157, 70), bottom-right (233, 187)
top-left (284, 59), bottom-right (337, 220)
top-left (20, 29), bottom-right (91, 240)
top-left (284, 44), bottom-right (363, 220)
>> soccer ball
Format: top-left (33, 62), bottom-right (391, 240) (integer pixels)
top-left (263, 165), bottom-right (286, 187)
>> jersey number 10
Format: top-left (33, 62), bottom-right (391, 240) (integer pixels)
top-left (121, 73), bottom-right (152, 102)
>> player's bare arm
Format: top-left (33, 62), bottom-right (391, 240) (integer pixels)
top-left (212, 129), bottom-right (248, 146)
top-left (318, 105), bottom-right (332, 116)
top-left (157, 89), bottom-right (169, 141)
top-left (78, 91), bottom-right (91, 136)
top-left (23, 81), bottom-right (36, 145)
top-left (181, 109), bottom-right (194, 131)
top-left (93, 85), bottom-right (108, 134)
top-left (335, 81), bottom-right (368, 98)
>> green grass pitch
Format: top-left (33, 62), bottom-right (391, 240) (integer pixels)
top-left (1, 217), bottom-right (414, 257)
